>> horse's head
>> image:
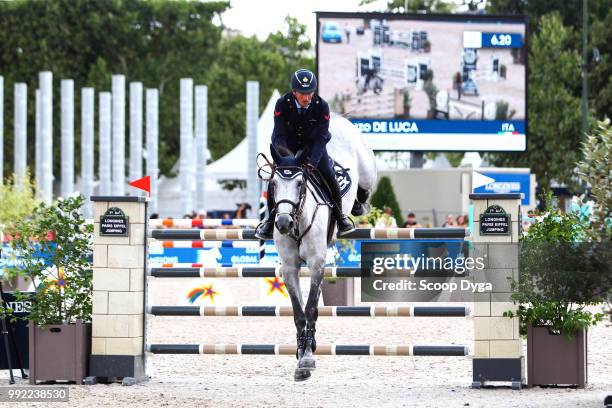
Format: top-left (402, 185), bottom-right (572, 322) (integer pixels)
top-left (269, 145), bottom-right (307, 235)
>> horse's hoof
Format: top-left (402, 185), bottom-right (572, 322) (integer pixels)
top-left (298, 357), bottom-right (316, 370)
top-left (294, 368), bottom-right (312, 382)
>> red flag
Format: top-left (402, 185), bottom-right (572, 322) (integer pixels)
top-left (129, 175), bottom-right (151, 196)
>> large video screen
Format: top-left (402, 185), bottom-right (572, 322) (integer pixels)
top-left (316, 12), bottom-right (527, 151)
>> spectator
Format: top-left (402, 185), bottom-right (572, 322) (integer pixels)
top-left (456, 214), bottom-right (468, 227)
top-left (150, 213), bottom-right (159, 219)
top-left (375, 206), bottom-right (397, 228)
top-left (402, 212), bottom-right (422, 228)
top-left (183, 214), bottom-right (193, 219)
top-left (222, 212), bottom-right (231, 220)
top-left (196, 210), bottom-right (207, 220)
top-left (235, 203), bottom-right (252, 219)
top-left (442, 214), bottom-right (456, 228)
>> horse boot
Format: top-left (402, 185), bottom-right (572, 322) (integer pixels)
top-left (294, 329), bottom-right (312, 381)
top-left (254, 183), bottom-right (276, 240)
top-left (328, 174), bottom-right (355, 237)
top-left (298, 326), bottom-right (317, 370)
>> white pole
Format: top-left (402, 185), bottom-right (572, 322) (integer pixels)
top-left (112, 75), bottom-right (125, 195)
top-left (13, 83), bottom-right (27, 188)
top-left (129, 82), bottom-right (143, 187)
top-left (99, 92), bottom-right (112, 195)
top-left (195, 85), bottom-right (208, 212)
top-left (246, 81), bottom-right (260, 216)
top-left (39, 71), bottom-right (53, 204)
top-left (180, 78), bottom-right (193, 215)
top-left (146, 89), bottom-right (159, 214)
top-left (81, 88), bottom-right (94, 218)
top-left (0, 76), bottom-right (3, 184)
top-left (34, 89), bottom-right (41, 193)
top-left (61, 79), bottom-right (74, 197)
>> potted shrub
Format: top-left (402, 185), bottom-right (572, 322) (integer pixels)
top-left (402, 89), bottom-right (411, 118)
top-left (422, 39), bottom-right (431, 53)
top-left (500, 64), bottom-right (507, 79)
top-left (5, 195), bottom-right (93, 384)
top-left (504, 194), bottom-right (607, 388)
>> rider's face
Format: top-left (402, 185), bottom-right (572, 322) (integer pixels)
top-left (293, 91), bottom-right (314, 107)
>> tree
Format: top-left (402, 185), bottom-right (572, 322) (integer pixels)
top-left (360, 0), bottom-right (453, 13)
top-left (370, 176), bottom-right (403, 226)
top-left (486, 13), bottom-right (582, 190)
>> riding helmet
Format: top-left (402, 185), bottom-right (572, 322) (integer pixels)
top-left (291, 69), bottom-right (317, 93)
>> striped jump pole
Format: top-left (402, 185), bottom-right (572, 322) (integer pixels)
top-left (148, 227), bottom-right (470, 241)
top-left (149, 240), bottom-right (262, 249)
top-left (147, 343), bottom-right (470, 356)
top-left (147, 265), bottom-right (464, 278)
top-left (149, 218), bottom-right (260, 228)
top-left (147, 305), bottom-right (471, 317)
top-left (147, 266), bottom-right (423, 278)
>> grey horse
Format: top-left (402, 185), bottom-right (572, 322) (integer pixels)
top-left (263, 114), bottom-right (377, 381)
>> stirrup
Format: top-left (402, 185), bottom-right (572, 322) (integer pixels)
top-left (254, 220), bottom-right (273, 240)
top-left (337, 216), bottom-right (355, 236)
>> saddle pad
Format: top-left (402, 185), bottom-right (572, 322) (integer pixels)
top-left (275, 160), bottom-right (352, 205)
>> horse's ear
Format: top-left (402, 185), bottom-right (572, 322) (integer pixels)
top-left (270, 144), bottom-right (281, 163)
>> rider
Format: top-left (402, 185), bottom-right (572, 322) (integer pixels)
top-left (254, 68), bottom-right (355, 239)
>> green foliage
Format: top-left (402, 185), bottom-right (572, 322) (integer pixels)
top-left (487, 13), bottom-right (583, 189)
top-left (577, 119), bottom-right (612, 240)
top-left (494, 100), bottom-right (515, 120)
top-left (0, 2), bottom-right (313, 177)
top-left (0, 174), bottom-right (38, 231)
top-left (370, 177), bottom-right (403, 226)
top-left (423, 80), bottom-right (438, 112)
top-left (521, 193), bottom-right (589, 243)
top-left (5, 195), bottom-right (93, 325)
top-left (360, 0), bottom-right (453, 13)
top-left (504, 194), bottom-right (606, 339)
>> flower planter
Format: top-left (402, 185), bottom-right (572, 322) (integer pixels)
top-left (321, 279), bottom-right (354, 306)
top-left (29, 320), bottom-right (91, 384)
top-left (527, 325), bottom-right (587, 388)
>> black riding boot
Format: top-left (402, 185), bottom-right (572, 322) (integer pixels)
top-left (328, 174), bottom-right (355, 236)
top-left (254, 184), bottom-right (275, 240)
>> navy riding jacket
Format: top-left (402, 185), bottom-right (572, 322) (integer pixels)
top-left (271, 92), bottom-right (331, 167)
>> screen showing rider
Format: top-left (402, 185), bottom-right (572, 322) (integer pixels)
top-left (255, 69), bottom-right (355, 239)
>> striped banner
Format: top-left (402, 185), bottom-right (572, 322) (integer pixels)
top-left (149, 227), bottom-right (470, 241)
top-left (146, 343), bottom-right (470, 356)
top-left (149, 218), bottom-right (260, 228)
top-left (147, 305), bottom-right (471, 317)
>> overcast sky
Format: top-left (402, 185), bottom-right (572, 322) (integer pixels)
top-left (217, 0), bottom-right (390, 41)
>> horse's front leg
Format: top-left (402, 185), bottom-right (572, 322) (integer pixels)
top-left (280, 264), bottom-right (306, 354)
top-left (298, 255), bottom-right (325, 371)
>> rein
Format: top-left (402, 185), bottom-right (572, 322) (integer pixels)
top-left (274, 165), bottom-right (331, 246)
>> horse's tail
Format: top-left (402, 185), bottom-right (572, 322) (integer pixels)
top-left (354, 133), bottom-right (377, 200)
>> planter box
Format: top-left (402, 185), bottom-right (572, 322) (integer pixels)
top-left (321, 279), bottom-right (354, 306)
top-left (29, 321), bottom-right (91, 384)
top-left (527, 325), bottom-right (587, 388)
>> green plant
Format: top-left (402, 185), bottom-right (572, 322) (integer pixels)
top-left (423, 80), bottom-right (438, 112)
top-left (402, 89), bottom-right (411, 108)
top-left (0, 173), bottom-right (38, 232)
top-left (5, 195), bottom-right (93, 325)
top-left (577, 119), bottom-right (612, 241)
top-left (370, 178), bottom-right (402, 226)
top-left (495, 100), bottom-right (516, 120)
top-left (504, 192), bottom-right (606, 339)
